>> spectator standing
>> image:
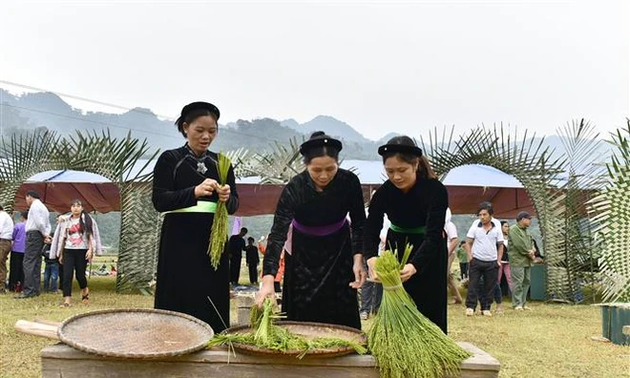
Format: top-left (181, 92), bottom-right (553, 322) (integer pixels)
top-left (495, 220), bottom-right (513, 313)
top-left (445, 211), bottom-right (463, 305)
top-left (464, 202), bottom-right (504, 316)
top-left (15, 191), bottom-right (51, 299)
top-left (456, 241), bottom-right (468, 281)
top-left (229, 227), bottom-right (248, 285)
top-left (42, 235), bottom-right (58, 293)
top-left (508, 211), bottom-right (535, 310)
top-left (480, 220), bottom-right (512, 313)
top-left (245, 236), bottom-right (259, 285)
top-left (0, 205), bottom-right (14, 293)
top-left (257, 234), bottom-right (284, 293)
top-left (9, 211), bottom-right (27, 292)
top-left (54, 200), bottom-right (103, 307)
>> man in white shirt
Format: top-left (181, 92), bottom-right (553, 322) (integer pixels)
top-left (0, 204), bottom-right (15, 294)
top-left (464, 202), bottom-right (504, 317)
top-left (15, 191), bottom-right (51, 299)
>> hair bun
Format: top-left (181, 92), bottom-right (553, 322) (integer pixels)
top-left (309, 131), bottom-right (327, 139)
top-left (181, 101), bottom-right (220, 120)
top-left (299, 132), bottom-right (343, 157)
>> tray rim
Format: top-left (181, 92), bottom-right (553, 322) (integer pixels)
top-left (58, 308), bottom-right (215, 359)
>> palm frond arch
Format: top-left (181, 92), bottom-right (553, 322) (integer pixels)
top-left (589, 120), bottom-right (630, 302)
top-left (0, 130), bottom-right (159, 293)
top-left (420, 125), bottom-right (572, 301)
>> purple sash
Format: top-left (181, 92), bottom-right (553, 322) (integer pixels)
top-left (291, 218), bottom-right (348, 237)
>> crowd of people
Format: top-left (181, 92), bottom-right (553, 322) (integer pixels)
top-left (0, 193), bottom-right (103, 307)
top-left (2, 100), bottom-right (543, 335)
top-left (457, 203), bottom-right (542, 316)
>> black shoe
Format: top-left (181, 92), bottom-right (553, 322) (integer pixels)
top-left (14, 293), bottom-right (36, 299)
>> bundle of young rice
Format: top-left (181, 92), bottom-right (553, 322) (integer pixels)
top-left (208, 153), bottom-right (231, 269)
top-left (368, 244), bottom-right (471, 378)
top-left (208, 298), bottom-right (367, 358)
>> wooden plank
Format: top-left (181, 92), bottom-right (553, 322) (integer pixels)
top-left (43, 358), bottom-right (379, 378)
top-left (458, 342), bottom-right (501, 371)
top-left (458, 372), bottom-right (499, 378)
top-left (42, 344), bottom-right (378, 368)
top-left (42, 342), bottom-right (500, 378)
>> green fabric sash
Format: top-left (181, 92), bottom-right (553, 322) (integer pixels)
top-left (389, 223), bottom-right (425, 235)
top-left (164, 201), bottom-right (217, 214)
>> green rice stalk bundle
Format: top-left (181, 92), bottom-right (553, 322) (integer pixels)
top-left (368, 245), bottom-right (471, 378)
top-left (208, 298), bottom-right (367, 359)
top-left (208, 153), bottom-right (231, 269)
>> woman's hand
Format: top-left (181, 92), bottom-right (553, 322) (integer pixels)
top-left (400, 263), bottom-right (417, 282)
top-left (349, 254), bottom-right (366, 289)
top-left (255, 275), bottom-right (277, 307)
top-left (216, 184), bottom-right (231, 203)
top-left (194, 179), bottom-right (218, 198)
top-left (86, 249), bottom-right (93, 261)
top-left (366, 256), bottom-right (378, 282)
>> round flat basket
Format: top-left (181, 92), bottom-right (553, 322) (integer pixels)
top-left (224, 321), bottom-right (366, 358)
top-left (58, 308), bottom-right (214, 359)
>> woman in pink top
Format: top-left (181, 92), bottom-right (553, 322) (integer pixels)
top-left (55, 200), bottom-right (101, 307)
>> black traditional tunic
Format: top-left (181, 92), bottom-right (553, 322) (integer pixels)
top-left (364, 177), bottom-right (448, 333)
top-left (262, 169), bottom-right (366, 329)
top-left (152, 145), bottom-right (239, 333)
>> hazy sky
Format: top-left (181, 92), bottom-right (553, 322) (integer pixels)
top-left (1, 0), bottom-right (628, 141)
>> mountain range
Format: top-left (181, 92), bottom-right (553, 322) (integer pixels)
top-left (0, 88), bottom-right (613, 164)
top-left (0, 89), bottom-right (395, 159)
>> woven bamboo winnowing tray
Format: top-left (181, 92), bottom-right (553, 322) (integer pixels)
top-left (57, 308), bottom-right (214, 359)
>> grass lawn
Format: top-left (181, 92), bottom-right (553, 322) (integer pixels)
top-left (1, 273), bottom-right (629, 377)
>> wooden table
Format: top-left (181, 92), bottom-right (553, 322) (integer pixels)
top-left (41, 342), bottom-right (499, 378)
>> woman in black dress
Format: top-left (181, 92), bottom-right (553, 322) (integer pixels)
top-left (256, 131), bottom-right (366, 329)
top-left (365, 136), bottom-right (449, 333)
top-left (152, 101), bottom-right (238, 332)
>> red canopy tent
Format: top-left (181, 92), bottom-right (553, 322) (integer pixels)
top-left (14, 182), bottom-right (121, 214)
top-left (12, 163), bottom-right (536, 217)
top-left (232, 183), bottom-right (534, 218)
top-left (443, 185), bottom-right (533, 218)
top-left (13, 184), bottom-right (533, 218)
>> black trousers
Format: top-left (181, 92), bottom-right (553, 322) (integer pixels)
top-left (62, 249), bottom-right (88, 297)
top-left (465, 258), bottom-right (499, 311)
top-left (22, 231), bottom-right (43, 296)
top-left (459, 262), bottom-right (469, 279)
top-left (230, 255), bottom-right (242, 284)
top-left (247, 262), bottom-right (258, 284)
top-left (8, 251), bottom-right (25, 291)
